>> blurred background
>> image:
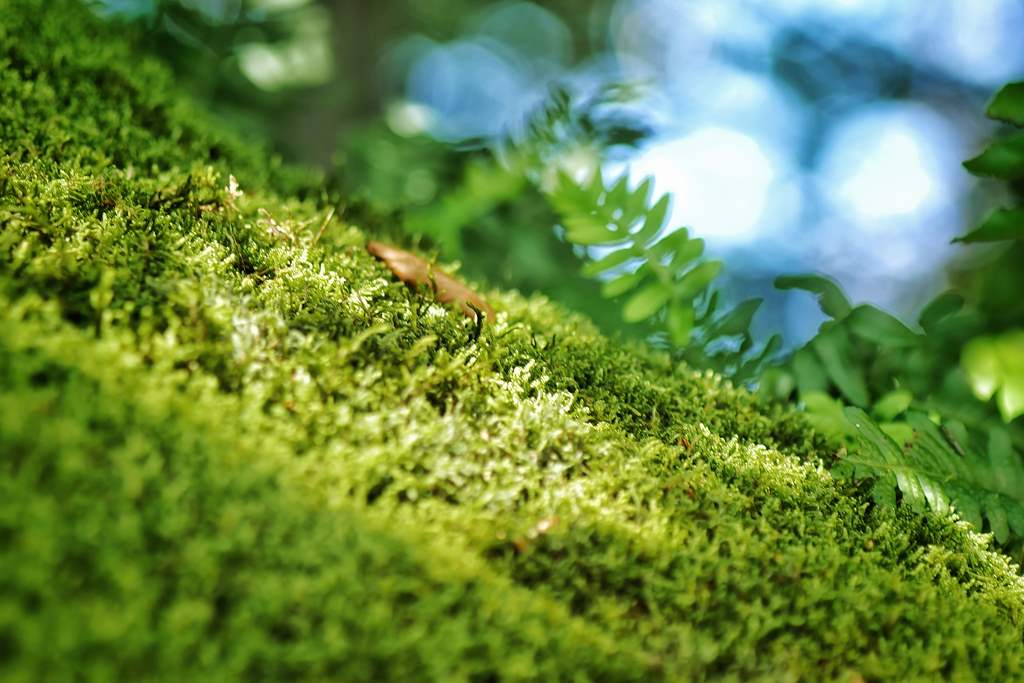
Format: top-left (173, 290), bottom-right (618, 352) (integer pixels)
top-left (92, 0), bottom-right (1024, 348)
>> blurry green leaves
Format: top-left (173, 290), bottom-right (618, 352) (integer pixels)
top-left (987, 81), bottom-right (1024, 125)
top-left (846, 304), bottom-right (920, 348)
top-left (548, 168), bottom-right (710, 329)
top-left (918, 291), bottom-right (964, 331)
top-left (623, 283), bottom-right (670, 322)
top-left (706, 297), bottom-right (761, 338)
top-left (775, 274), bottom-right (851, 319)
top-left (958, 81), bottom-right (1024, 243)
top-left (545, 168), bottom-right (773, 380)
top-left (953, 208), bottom-right (1024, 244)
top-left (601, 269), bottom-right (646, 298)
top-left (676, 261), bottom-right (723, 300)
top-left (962, 330), bottom-right (1024, 421)
top-left (809, 327), bottom-right (869, 406)
top-left (666, 302), bottom-right (695, 347)
top-left (580, 249), bottom-right (633, 277)
top-left (233, 1), bottom-right (333, 91)
top-left (404, 159), bottom-right (527, 255)
top-left (771, 266), bottom-right (1024, 551)
top-left (963, 131), bottom-right (1024, 180)
top-left (562, 213), bottom-right (620, 245)
top-left (94, 0), bottom-right (333, 93)
top-left (871, 389), bottom-right (912, 422)
top-left (771, 276), bottom-right (919, 407)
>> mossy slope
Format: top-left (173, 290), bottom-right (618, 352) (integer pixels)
top-left (2, 1), bottom-right (1024, 681)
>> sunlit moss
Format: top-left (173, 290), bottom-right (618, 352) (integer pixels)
top-left (2, 1), bottom-right (1024, 681)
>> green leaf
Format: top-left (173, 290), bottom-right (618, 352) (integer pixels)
top-left (648, 229), bottom-right (705, 271)
top-left (757, 367), bottom-right (795, 400)
top-left (791, 347), bottom-right (828, 396)
top-left (775, 274), bottom-right (852, 319)
top-left (563, 214), bottom-right (621, 245)
top-left (601, 268), bottom-right (646, 298)
top-left (708, 298), bottom-right (762, 337)
top-left (847, 305), bottom-right (920, 348)
top-left (963, 131), bottom-right (1024, 179)
top-left (635, 194), bottom-right (670, 246)
top-left (872, 390), bottom-right (913, 421)
top-left (581, 248), bottom-right (637, 277)
top-left (757, 333), bottom-right (782, 362)
top-left (669, 238), bottom-right (705, 270)
top-left (650, 228), bottom-right (688, 258)
top-left (843, 407), bottom-right (933, 513)
top-left (812, 329), bottom-right (870, 406)
top-left (695, 290), bottom-right (719, 325)
top-left (953, 208), bottom-right (1024, 243)
top-left (585, 167), bottom-right (605, 204)
top-left (1007, 501), bottom-right (1024, 537)
top-left (987, 427), bottom-right (1023, 494)
top-left (622, 282), bottom-right (671, 322)
top-left (963, 337), bottom-right (1000, 401)
top-left (605, 173), bottom-right (630, 211)
top-left (918, 291), bottom-right (963, 331)
top-left (962, 330), bottom-right (1024, 421)
top-left (953, 494), bottom-right (984, 530)
top-left (666, 301), bottom-right (695, 347)
top-left (1000, 378), bottom-right (1024, 422)
top-left (802, 391), bottom-right (855, 438)
top-left (551, 170), bottom-right (593, 214)
top-left (879, 421), bottom-right (914, 446)
top-left (735, 334), bottom-right (782, 384)
top-left (986, 495), bottom-right (1011, 544)
top-left (676, 260), bottom-right (723, 300)
top-left (987, 81), bottom-right (1024, 125)
top-left (624, 177), bottom-right (652, 225)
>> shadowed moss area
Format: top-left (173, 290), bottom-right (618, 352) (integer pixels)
top-left (2, 1), bottom-right (1024, 681)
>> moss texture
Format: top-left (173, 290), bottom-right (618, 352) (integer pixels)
top-left (2, 1), bottom-right (1024, 680)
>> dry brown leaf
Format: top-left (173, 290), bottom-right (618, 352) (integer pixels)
top-left (367, 241), bottom-right (495, 322)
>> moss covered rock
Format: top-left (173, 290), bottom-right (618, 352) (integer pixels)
top-left (2, 1), bottom-right (1024, 680)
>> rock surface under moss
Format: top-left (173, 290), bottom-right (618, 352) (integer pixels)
top-left (2, 1), bottom-right (1024, 681)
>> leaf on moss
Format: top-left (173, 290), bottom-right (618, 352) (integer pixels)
top-left (367, 241), bottom-right (495, 322)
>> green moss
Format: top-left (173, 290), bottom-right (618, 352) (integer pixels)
top-left (1, 1), bottom-right (1024, 680)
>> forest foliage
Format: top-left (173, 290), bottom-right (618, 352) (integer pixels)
top-left (90, 0), bottom-right (1024, 564)
top-left (6, 0), bottom-right (1024, 679)
top-left (9, 3), bottom-right (1024, 679)
top-left (338, 73), bottom-right (1024, 561)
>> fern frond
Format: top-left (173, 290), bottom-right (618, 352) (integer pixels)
top-left (543, 168), bottom-right (777, 378)
top-left (844, 407), bottom-right (1024, 543)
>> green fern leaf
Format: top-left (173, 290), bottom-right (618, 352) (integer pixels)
top-left (622, 282), bottom-right (671, 322)
top-left (601, 269), bottom-right (647, 298)
top-left (580, 248), bottom-right (638, 277)
top-left (634, 194), bottom-right (670, 245)
top-left (842, 407), bottom-right (1024, 542)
